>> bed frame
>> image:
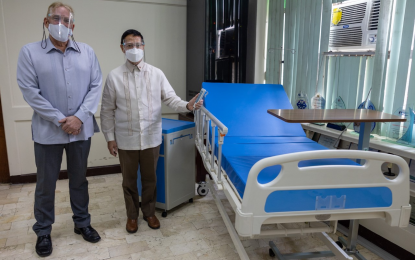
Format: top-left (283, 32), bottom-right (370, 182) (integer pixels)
top-left (195, 106), bottom-right (412, 260)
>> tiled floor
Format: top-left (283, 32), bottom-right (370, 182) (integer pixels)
top-left (0, 174), bottom-right (384, 260)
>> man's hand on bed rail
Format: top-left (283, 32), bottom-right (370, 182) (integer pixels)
top-left (186, 94), bottom-right (204, 111)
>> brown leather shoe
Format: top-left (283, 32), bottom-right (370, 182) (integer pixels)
top-left (126, 218), bottom-right (138, 233)
top-left (143, 215), bottom-right (160, 229)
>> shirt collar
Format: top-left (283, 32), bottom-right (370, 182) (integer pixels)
top-left (125, 59), bottom-right (145, 73)
top-left (45, 37), bottom-right (80, 53)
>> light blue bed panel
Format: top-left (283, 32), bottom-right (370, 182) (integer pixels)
top-left (203, 83), bottom-right (306, 137)
top-left (264, 187), bottom-right (393, 212)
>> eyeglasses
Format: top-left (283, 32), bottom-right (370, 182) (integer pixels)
top-left (123, 42), bottom-right (145, 50)
top-left (48, 14), bottom-right (73, 26)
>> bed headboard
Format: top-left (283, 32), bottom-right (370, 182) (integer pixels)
top-left (202, 83), bottom-right (306, 137)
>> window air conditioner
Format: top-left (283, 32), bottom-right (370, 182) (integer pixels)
top-left (329, 0), bottom-right (380, 51)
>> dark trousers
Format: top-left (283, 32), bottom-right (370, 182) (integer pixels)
top-left (118, 146), bottom-right (160, 219)
top-left (33, 139), bottom-right (91, 237)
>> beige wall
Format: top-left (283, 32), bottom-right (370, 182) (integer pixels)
top-left (0, 0), bottom-right (187, 176)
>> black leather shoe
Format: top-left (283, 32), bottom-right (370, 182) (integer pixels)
top-left (35, 234), bottom-right (52, 257)
top-left (74, 225), bottom-right (101, 243)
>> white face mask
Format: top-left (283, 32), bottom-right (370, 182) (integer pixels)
top-left (48, 24), bottom-right (70, 42)
top-left (125, 48), bottom-right (144, 63)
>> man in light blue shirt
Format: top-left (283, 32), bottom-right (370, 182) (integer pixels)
top-left (17, 2), bottom-right (102, 257)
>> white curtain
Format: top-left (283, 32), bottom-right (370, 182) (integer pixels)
top-left (266, 0), bottom-right (415, 136)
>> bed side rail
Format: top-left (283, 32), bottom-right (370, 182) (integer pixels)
top-left (195, 106), bottom-right (228, 183)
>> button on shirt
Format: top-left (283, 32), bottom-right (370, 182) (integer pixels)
top-left (100, 61), bottom-right (189, 150)
top-left (17, 38), bottom-right (102, 144)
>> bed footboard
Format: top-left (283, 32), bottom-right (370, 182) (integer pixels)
top-left (237, 150), bottom-right (411, 237)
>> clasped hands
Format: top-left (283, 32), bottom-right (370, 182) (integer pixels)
top-left (59, 116), bottom-right (82, 135)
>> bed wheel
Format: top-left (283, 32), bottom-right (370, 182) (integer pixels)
top-left (197, 182), bottom-right (209, 196)
top-left (335, 241), bottom-right (344, 249)
top-left (162, 211), bottom-right (167, 218)
top-left (269, 248), bottom-right (275, 257)
top-left (189, 198), bottom-right (193, 203)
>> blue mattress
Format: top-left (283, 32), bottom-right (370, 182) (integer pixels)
top-left (203, 83), bottom-right (391, 212)
top-left (214, 136), bottom-right (315, 145)
top-left (214, 142), bottom-right (360, 198)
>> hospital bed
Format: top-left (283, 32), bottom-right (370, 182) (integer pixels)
top-left (194, 83), bottom-right (412, 260)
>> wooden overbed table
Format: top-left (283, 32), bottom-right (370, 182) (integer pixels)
top-left (267, 109), bottom-right (406, 153)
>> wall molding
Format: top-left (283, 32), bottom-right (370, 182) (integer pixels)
top-left (10, 164), bottom-right (121, 184)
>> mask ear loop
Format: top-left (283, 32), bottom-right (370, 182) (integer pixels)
top-left (142, 40), bottom-right (146, 63)
top-left (41, 22), bottom-right (47, 49)
top-left (71, 34), bottom-right (81, 53)
top-left (69, 17), bottom-right (81, 53)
